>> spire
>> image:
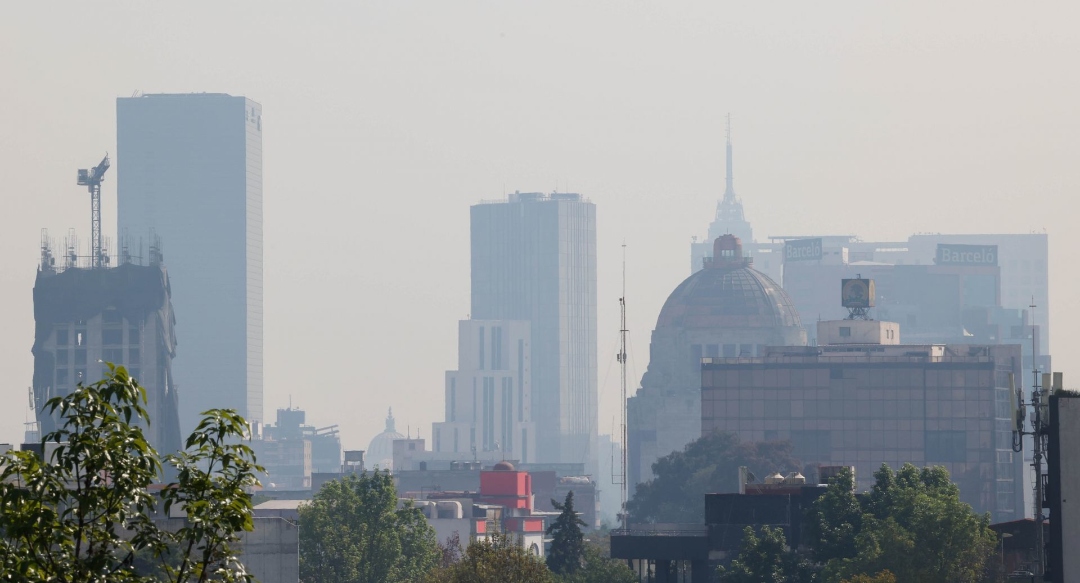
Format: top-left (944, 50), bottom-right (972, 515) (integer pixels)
top-left (724, 113), bottom-right (735, 202)
top-left (385, 407), bottom-right (396, 432)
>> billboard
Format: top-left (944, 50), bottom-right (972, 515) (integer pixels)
top-left (841, 278), bottom-right (875, 309)
top-left (784, 238), bottom-right (823, 262)
top-left (935, 244), bottom-right (998, 266)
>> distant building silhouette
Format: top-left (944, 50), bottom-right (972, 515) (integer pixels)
top-left (470, 192), bottom-right (597, 467)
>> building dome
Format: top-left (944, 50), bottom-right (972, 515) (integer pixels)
top-left (493, 461), bottom-right (515, 471)
top-left (656, 234), bottom-right (801, 330)
top-left (367, 408), bottom-right (405, 471)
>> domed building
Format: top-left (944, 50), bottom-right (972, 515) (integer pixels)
top-left (628, 235), bottom-right (806, 490)
top-left (367, 408), bottom-right (405, 471)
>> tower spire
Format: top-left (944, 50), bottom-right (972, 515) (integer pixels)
top-left (724, 113), bottom-right (735, 202)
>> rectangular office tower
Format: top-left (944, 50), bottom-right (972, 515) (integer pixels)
top-left (471, 192), bottom-right (597, 465)
top-left (116, 93), bottom-right (263, 432)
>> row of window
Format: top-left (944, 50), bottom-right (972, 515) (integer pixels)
top-left (55, 326), bottom-right (141, 347)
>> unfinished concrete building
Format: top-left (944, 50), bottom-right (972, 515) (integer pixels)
top-left (31, 232), bottom-right (181, 455)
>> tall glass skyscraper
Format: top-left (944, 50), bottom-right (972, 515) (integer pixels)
top-left (116, 93), bottom-right (263, 433)
top-left (470, 192), bottom-right (597, 465)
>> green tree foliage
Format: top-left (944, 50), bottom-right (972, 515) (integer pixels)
top-left (0, 365), bottom-right (262, 583)
top-left (839, 571), bottom-right (896, 583)
top-left (716, 526), bottom-right (816, 583)
top-left (546, 491), bottom-right (586, 576)
top-left (558, 543), bottom-right (637, 583)
top-left (424, 532), bottom-right (554, 583)
top-left (804, 466), bottom-right (862, 564)
top-left (627, 432), bottom-right (801, 523)
top-left (298, 471), bottom-right (439, 583)
top-left (810, 463), bottom-right (997, 583)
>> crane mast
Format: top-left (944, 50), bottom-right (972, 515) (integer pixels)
top-left (77, 154), bottom-right (110, 268)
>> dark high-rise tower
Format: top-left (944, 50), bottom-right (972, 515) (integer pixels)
top-left (116, 93), bottom-right (263, 432)
top-left (470, 192), bottom-right (597, 465)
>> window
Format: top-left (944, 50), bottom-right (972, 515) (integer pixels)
top-left (839, 327), bottom-right (852, 337)
top-left (55, 349), bottom-right (69, 366)
top-left (55, 368), bottom-right (69, 387)
top-left (449, 378), bottom-right (456, 422)
top-left (75, 329), bottom-right (86, 347)
top-left (102, 329), bottom-right (123, 346)
top-left (128, 348), bottom-right (140, 365)
top-left (103, 310), bottom-right (123, 324)
top-left (409, 442), bottom-right (416, 451)
top-left (103, 348), bottom-right (123, 364)
top-left (478, 327), bottom-right (485, 370)
top-left (925, 430), bottom-right (967, 462)
top-left (74, 349), bottom-right (87, 366)
top-left (129, 327), bottom-right (141, 344)
top-left (55, 328), bottom-right (69, 345)
top-left (792, 430), bottom-right (831, 460)
top-left (723, 344), bottom-right (737, 357)
top-left (128, 368), bottom-right (140, 382)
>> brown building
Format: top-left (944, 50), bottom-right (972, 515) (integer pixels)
top-left (700, 333), bottom-right (1025, 522)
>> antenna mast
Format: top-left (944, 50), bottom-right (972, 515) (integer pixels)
top-left (617, 243), bottom-right (629, 530)
top-left (1012, 298), bottom-right (1047, 577)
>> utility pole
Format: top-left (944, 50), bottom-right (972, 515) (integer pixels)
top-left (1012, 300), bottom-right (1048, 577)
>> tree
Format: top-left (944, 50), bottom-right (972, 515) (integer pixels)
top-left (546, 491), bottom-right (586, 576)
top-left (839, 572), bottom-right (895, 583)
top-left (558, 543), bottom-right (637, 583)
top-left (804, 466), bottom-right (862, 564)
top-left (627, 432), bottom-right (801, 523)
top-left (0, 365), bottom-right (262, 583)
top-left (424, 532), bottom-right (554, 583)
top-left (298, 471), bottom-right (439, 583)
top-left (810, 463), bottom-right (997, 583)
top-left (716, 526), bottom-right (816, 583)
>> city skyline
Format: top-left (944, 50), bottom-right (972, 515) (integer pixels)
top-left (2, 3), bottom-right (1078, 455)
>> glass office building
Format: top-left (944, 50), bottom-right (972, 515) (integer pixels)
top-left (116, 93), bottom-right (263, 432)
top-left (470, 192), bottom-right (597, 466)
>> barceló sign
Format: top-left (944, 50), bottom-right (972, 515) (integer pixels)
top-left (935, 244), bottom-right (998, 266)
top-left (784, 238), bottom-right (823, 262)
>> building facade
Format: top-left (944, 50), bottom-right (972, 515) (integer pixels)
top-left (31, 240), bottom-right (181, 455)
top-left (700, 337), bottom-right (1025, 522)
top-left (470, 192), bottom-right (597, 466)
top-left (779, 234), bottom-right (1050, 373)
top-left (116, 93), bottom-right (263, 432)
top-left (629, 235), bottom-right (806, 491)
top-left (432, 320), bottom-right (536, 464)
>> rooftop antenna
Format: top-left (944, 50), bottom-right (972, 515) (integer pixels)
top-left (1012, 297), bottom-right (1047, 577)
top-left (614, 241), bottom-right (629, 530)
top-left (76, 154), bottom-right (110, 268)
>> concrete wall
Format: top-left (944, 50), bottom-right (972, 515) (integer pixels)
top-left (239, 517), bottom-right (299, 583)
top-left (818, 320), bottom-right (900, 345)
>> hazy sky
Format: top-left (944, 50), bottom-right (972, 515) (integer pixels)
top-left (2, 2), bottom-right (1078, 451)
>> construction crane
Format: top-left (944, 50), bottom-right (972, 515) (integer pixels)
top-left (77, 154), bottom-right (110, 268)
